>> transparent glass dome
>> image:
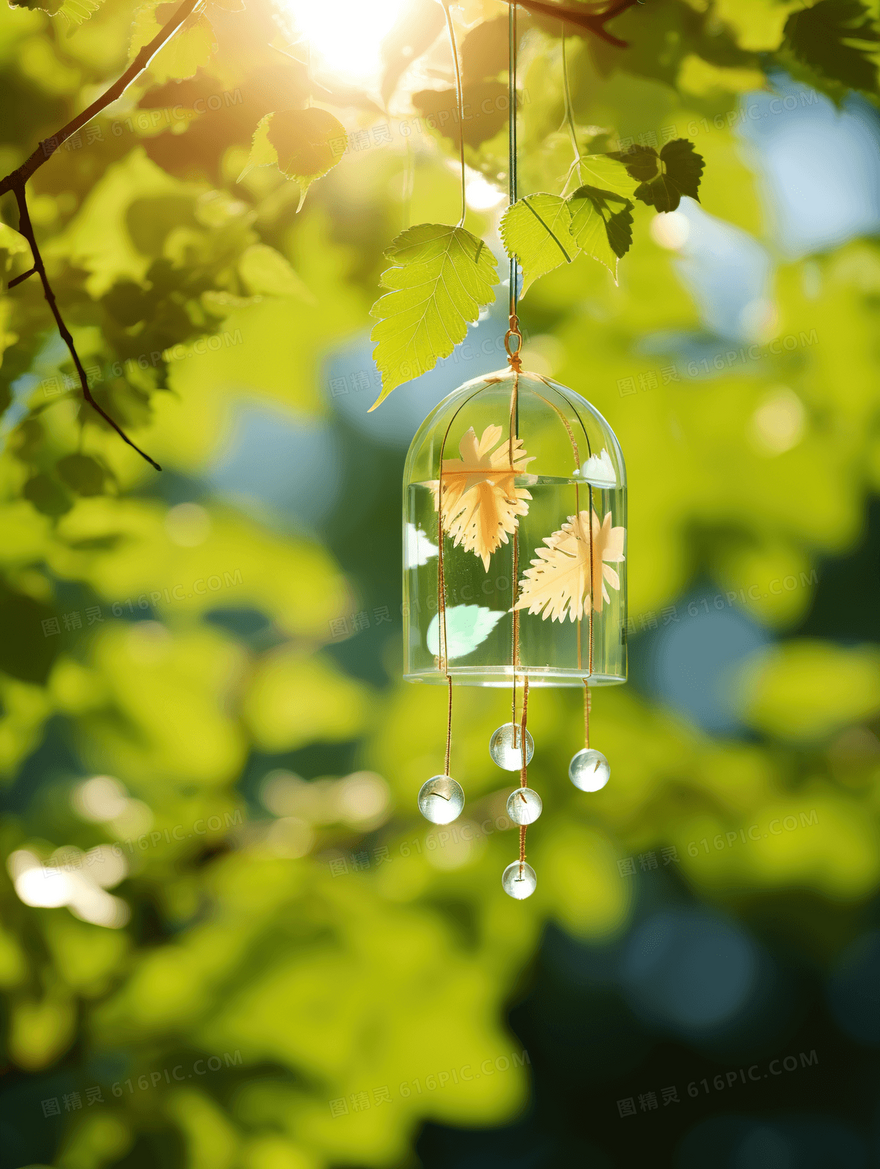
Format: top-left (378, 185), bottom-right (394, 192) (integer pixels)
top-left (403, 367), bottom-right (627, 687)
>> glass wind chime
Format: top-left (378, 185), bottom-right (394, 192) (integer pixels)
top-left (402, 6), bottom-right (627, 899)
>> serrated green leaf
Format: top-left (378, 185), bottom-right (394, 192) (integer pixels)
top-left (56, 0), bottom-right (103, 30)
top-left (567, 186), bottom-right (633, 281)
top-left (574, 154), bottom-right (636, 197)
top-left (631, 138), bottom-right (705, 213)
top-left (239, 109), bottom-right (347, 209)
top-left (368, 224), bottom-right (498, 410)
top-left (500, 194), bottom-right (578, 295)
top-left (784, 0), bottom-right (879, 94)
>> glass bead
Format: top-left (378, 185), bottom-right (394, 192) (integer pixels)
top-left (417, 775), bottom-right (465, 824)
top-left (502, 860), bottom-right (537, 900)
top-left (569, 748), bottom-right (610, 792)
top-left (506, 787), bottom-right (543, 825)
top-left (489, 723), bottom-right (535, 770)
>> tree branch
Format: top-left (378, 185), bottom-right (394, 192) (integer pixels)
top-left (0, 0), bottom-right (207, 471)
top-left (13, 182), bottom-right (162, 472)
top-left (0, 0), bottom-right (203, 198)
top-left (504, 0), bottom-right (641, 48)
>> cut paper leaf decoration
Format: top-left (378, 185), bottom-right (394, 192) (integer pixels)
top-left (240, 109), bottom-right (347, 208)
top-left (611, 139), bottom-right (705, 213)
top-left (369, 225), bottom-right (499, 409)
top-left (500, 194), bottom-right (577, 294)
top-left (513, 508), bottom-right (625, 622)
top-left (405, 522), bottom-right (438, 566)
top-left (427, 605), bottom-right (506, 660)
top-left (432, 424), bottom-right (534, 570)
top-left (580, 448), bottom-right (617, 487)
top-left (568, 186), bottom-right (633, 280)
top-left (783, 0), bottom-right (879, 95)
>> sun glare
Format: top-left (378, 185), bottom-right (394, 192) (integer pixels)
top-left (285, 0), bottom-right (412, 84)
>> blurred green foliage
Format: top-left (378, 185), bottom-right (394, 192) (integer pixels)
top-left (0, 0), bottom-right (879, 1166)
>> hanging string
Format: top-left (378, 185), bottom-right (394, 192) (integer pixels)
top-left (444, 674), bottom-right (453, 775)
top-left (518, 675), bottom-right (530, 869)
top-left (442, 0), bottom-right (467, 229)
top-left (504, 2), bottom-right (522, 370)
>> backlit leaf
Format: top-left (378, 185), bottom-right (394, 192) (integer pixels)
top-left (240, 109), bottom-right (347, 208)
top-left (499, 194), bottom-right (578, 294)
top-left (574, 153), bottom-right (637, 197)
top-left (568, 185), bottom-right (634, 280)
top-left (617, 138), bottom-right (704, 212)
top-left (369, 224), bottom-right (499, 409)
top-left (130, 7), bottom-right (217, 83)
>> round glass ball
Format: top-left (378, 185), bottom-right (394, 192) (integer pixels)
top-left (506, 787), bottom-right (543, 825)
top-left (569, 748), bottom-right (610, 792)
top-left (417, 775), bottom-right (465, 824)
top-left (502, 861), bottom-right (537, 899)
top-left (489, 723), bottom-right (535, 770)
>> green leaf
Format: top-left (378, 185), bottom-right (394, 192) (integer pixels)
top-left (412, 81), bottom-right (509, 149)
top-left (23, 473), bottom-right (71, 517)
top-left (56, 0), bottom-right (104, 30)
top-left (238, 244), bottom-right (311, 299)
top-left (240, 110), bottom-right (347, 209)
top-left (499, 194), bottom-right (578, 295)
top-left (0, 585), bottom-right (59, 684)
top-left (567, 186), bottom-right (634, 281)
top-left (784, 0), bottom-right (879, 94)
top-left (7, 0), bottom-right (62, 13)
top-left (617, 139), bottom-right (705, 213)
top-left (461, 16), bottom-right (509, 84)
top-left (369, 224), bottom-right (498, 409)
top-left (56, 454), bottom-right (105, 497)
top-left (130, 7), bottom-right (217, 83)
top-left (606, 145), bottom-right (660, 184)
top-left (427, 605), bottom-right (506, 660)
top-left (574, 153), bottom-right (636, 197)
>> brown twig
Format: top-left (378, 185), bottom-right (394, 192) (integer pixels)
top-left (502, 0), bottom-right (640, 48)
top-left (12, 183), bottom-right (162, 471)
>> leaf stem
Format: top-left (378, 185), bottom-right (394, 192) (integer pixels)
top-left (442, 0), bottom-right (467, 228)
top-left (561, 32), bottom-right (580, 163)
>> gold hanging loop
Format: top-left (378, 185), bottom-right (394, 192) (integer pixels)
top-left (504, 314), bottom-right (523, 370)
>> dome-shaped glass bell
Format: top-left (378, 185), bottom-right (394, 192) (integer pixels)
top-left (402, 367), bottom-right (627, 688)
